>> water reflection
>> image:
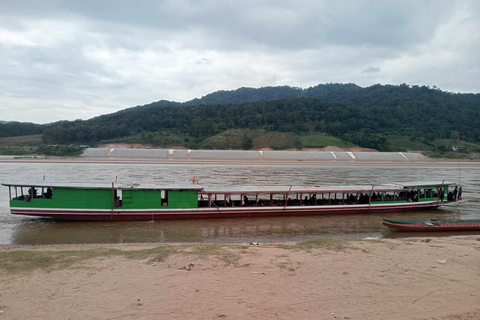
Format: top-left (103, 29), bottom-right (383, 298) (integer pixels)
top-left (0, 163), bottom-right (479, 245)
top-left (8, 207), bottom-right (468, 245)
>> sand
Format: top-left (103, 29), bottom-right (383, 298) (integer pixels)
top-left (0, 237), bottom-right (479, 320)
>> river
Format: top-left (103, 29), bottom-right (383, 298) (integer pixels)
top-left (0, 162), bottom-right (479, 245)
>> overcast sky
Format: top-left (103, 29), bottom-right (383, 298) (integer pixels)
top-left (1, 0), bottom-right (479, 124)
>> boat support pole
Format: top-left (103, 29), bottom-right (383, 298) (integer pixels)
top-left (111, 182), bottom-right (114, 220)
top-left (210, 198), bottom-right (223, 215)
top-left (437, 180), bottom-right (444, 207)
top-left (283, 186), bottom-right (292, 215)
top-left (369, 185), bottom-right (374, 211)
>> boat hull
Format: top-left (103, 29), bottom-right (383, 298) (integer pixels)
top-left (382, 219), bottom-right (480, 232)
top-left (11, 201), bottom-right (440, 221)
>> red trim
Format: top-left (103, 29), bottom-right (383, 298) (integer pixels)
top-left (10, 201), bottom-right (439, 221)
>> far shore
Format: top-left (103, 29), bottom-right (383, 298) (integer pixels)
top-left (1, 155), bottom-right (480, 167)
top-left (0, 237), bottom-right (479, 320)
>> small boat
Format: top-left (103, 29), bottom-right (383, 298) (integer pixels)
top-left (1, 180), bottom-right (462, 221)
top-left (382, 218), bottom-right (480, 232)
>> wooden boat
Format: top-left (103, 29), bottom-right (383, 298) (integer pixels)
top-left (382, 218), bottom-right (480, 232)
top-left (1, 180), bottom-right (461, 221)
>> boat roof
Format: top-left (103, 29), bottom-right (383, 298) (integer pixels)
top-left (1, 180), bottom-right (456, 193)
top-left (394, 181), bottom-right (456, 188)
top-left (200, 185), bottom-right (403, 194)
top-left (201, 181), bottom-right (457, 194)
top-left (0, 181), bottom-right (204, 190)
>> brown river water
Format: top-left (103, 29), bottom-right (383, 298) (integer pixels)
top-left (0, 162), bottom-right (479, 245)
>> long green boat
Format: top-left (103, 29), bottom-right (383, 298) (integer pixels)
top-left (1, 180), bottom-right (461, 221)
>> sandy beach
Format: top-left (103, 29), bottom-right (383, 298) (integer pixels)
top-left (1, 237), bottom-right (479, 320)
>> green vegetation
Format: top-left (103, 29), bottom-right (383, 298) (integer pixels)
top-left (0, 244), bottom-right (251, 273)
top-left (0, 247), bottom-right (178, 273)
top-left (3, 83), bottom-right (480, 154)
top-left (101, 131), bottom-right (193, 148)
top-left (0, 134), bottom-right (44, 155)
top-left (300, 133), bottom-right (355, 148)
top-left (36, 145), bottom-right (82, 156)
top-left (198, 129), bottom-right (264, 149)
top-left (0, 134), bottom-right (43, 146)
top-left (0, 143), bottom-right (81, 156)
top-left (0, 122), bottom-right (44, 138)
top-left (253, 131), bottom-right (299, 149)
top-left (384, 135), bottom-right (433, 152)
top-left (433, 139), bottom-right (480, 152)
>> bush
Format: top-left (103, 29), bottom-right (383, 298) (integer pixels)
top-left (36, 145), bottom-right (82, 156)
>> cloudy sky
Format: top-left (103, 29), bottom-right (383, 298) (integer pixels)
top-left (1, 0), bottom-right (479, 123)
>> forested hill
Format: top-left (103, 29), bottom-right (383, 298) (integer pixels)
top-left (179, 83), bottom-right (480, 108)
top-left (3, 83), bottom-right (480, 151)
top-left (36, 83), bottom-right (480, 151)
top-left (110, 83), bottom-right (480, 113)
top-left (0, 121), bottom-right (45, 138)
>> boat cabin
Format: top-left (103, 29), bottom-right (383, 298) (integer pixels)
top-left (2, 181), bottom-right (202, 210)
top-left (2, 180), bottom-right (457, 211)
top-left (197, 181), bottom-right (454, 208)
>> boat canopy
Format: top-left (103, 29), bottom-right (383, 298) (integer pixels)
top-left (1, 181), bottom-right (204, 191)
top-left (394, 181), bottom-right (455, 188)
top-left (200, 184), bottom-right (404, 194)
top-left (2, 180), bottom-right (456, 194)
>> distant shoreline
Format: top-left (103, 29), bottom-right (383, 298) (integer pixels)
top-left (1, 156), bottom-right (480, 167)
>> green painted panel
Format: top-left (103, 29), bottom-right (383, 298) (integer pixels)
top-left (10, 188), bottom-right (112, 209)
top-left (121, 190), bottom-right (162, 209)
top-left (9, 187), bottom-right (199, 210)
top-left (168, 190), bottom-right (198, 209)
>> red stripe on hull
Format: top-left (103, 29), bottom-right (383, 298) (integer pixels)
top-left (11, 202), bottom-right (439, 221)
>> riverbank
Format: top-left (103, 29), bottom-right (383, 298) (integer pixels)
top-left (1, 237), bottom-right (479, 319)
top-left (1, 156), bottom-right (480, 167)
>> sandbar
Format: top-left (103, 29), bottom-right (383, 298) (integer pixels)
top-left (0, 237), bottom-right (479, 319)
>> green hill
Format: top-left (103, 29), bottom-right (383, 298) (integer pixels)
top-left (299, 133), bottom-right (355, 148)
top-left (2, 82), bottom-right (478, 153)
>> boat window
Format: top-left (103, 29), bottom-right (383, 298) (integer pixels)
top-left (211, 193), bottom-right (224, 207)
top-left (315, 193), bottom-right (328, 205)
top-left (371, 192), bottom-right (381, 202)
top-left (28, 187), bottom-right (41, 199)
top-left (256, 193), bottom-right (271, 206)
top-left (198, 193), bottom-right (208, 207)
top-left (330, 193), bottom-right (342, 205)
top-left (383, 191), bottom-right (395, 201)
top-left (396, 191), bottom-right (407, 201)
top-left (114, 189), bottom-right (123, 207)
top-left (432, 188), bottom-right (438, 198)
top-left (10, 187), bottom-right (19, 200)
top-left (425, 188), bottom-right (433, 198)
top-left (304, 193), bottom-right (317, 205)
top-left (286, 193), bottom-right (299, 206)
top-left (345, 193), bottom-right (356, 204)
top-left (418, 189), bottom-right (425, 199)
top-left (40, 187), bottom-right (53, 199)
top-left (161, 190), bottom-right (168, 206)
top-left (242, 194), bottom-right (255, 207)
top-left (271, 193), bottom-right (285, 206)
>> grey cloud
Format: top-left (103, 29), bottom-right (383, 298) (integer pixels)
top-left (363, 67), bottom-right (380, 74)
top-left (0, 0), bottom-right (479, 123)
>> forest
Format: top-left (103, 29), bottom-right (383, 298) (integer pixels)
top-left (2, 83), bottom-right (480, 151)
